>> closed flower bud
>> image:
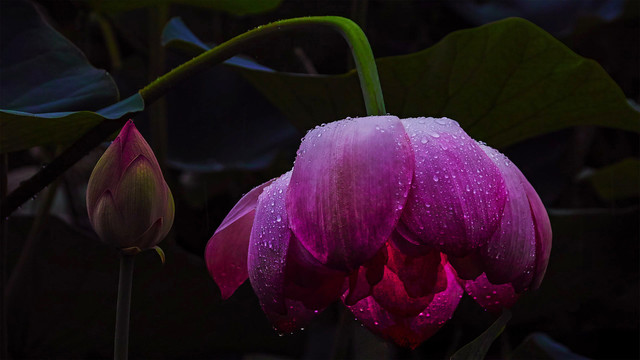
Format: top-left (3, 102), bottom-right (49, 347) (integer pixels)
top-left (86, 120), bottom-right (174, 251)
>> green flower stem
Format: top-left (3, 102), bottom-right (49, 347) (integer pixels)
top-left (140, 16), bottom-right (386, 116)
top-left (114, 254), bottom-right (135, 360)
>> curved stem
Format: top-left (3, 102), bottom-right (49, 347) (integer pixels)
top-left (114, 254), bottom-right (135, 360)
top-left (140, 16), bottom-right (385, 116)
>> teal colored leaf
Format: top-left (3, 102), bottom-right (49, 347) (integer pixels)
top-left (587, 157), bottom-right (640, 200)
top-left (89, 0), bottom-right (282, 16)
top-left (450, 310), bottom-right (512, 360)
top-left (0, 0), bottom-right (118, 113)
top-left (0, 94), bottom-right (144, 153)
top-left (508, 332), bottom-right (590, 360)
top-left (161, 17), bottom-right (273, 72)
top-left (0, 0), bottom-right (140, 154)
top-left (164, 17), bottom-right (640, 149)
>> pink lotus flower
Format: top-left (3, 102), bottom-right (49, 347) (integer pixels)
top-left (86, 120), bottom-right (174, 251)
top-left (205, 116), bottom-right (551, 348)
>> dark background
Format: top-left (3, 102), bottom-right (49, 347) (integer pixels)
top-left (3, 0), bottom-right (639, 359)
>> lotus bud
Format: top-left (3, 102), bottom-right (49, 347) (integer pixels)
top-left (86, 120), bottom-right (174, 252)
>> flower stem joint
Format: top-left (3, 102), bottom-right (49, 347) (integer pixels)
top-left (86, 120), bottom-right (174, 254)
top-left (206, 115), bottom-right (551, 348)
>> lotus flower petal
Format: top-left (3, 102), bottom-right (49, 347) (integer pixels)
top-left (478, 145), bottom-right (536, 286)
top-left (91, 190), bottom-right (127, 247)
top-left (114, 155), bottom-right (165, 239)
top-left (372, 267), bottom-right (436, 317)
top-left (287, 116), bottom-right (414, 271)
top-left (135, 217), bottom-right (164, 250)
top-left (346, 262), bottom-right (463, 349)
top-left (205, 179), bottom-right (274, 299)
top-left (399, 117), bottom-right (507, 256)
top-left (463, 273), bottom-right (518, 314)
top-left (522, 176), bottom-right (552, 290)
top-left (267, 299), bottom-right (319, 333)
top-left (159, 189), bottom-right (175, 242)
top-left (86, 138), bottom-right (122, 217)
top-left (344, 246), bottom-right (388, 306)
top-left (118, 120), bottom-right (162, 174)
top-left (447, 253), bottom-right (484, 280)
top-left (248, 172), bottom-right (293, 316)
top-left (87, 120), bottom-right (174, 250)
top-left (386, 240), bottom-right (445, 299)
top-left (284, 239), bottom-right (346, 311)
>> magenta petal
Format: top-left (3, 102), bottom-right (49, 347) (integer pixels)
top-left (248, 172), bottom-right (293, 316)
top-left (283, 236), bottom-right (347, 310)
top-left (344, 245), bottom-right (387, 305)
top-left (118, 120), bottom-right (162, 175)
top-left (521, 175), bottom-right (552, 290)
top-left (478, 146), bottom-right (536, 286)
top-left (287, 116), bottom-right (414, 271)
top-left (448, 253), bottom-right (484, 281)
top-left (205, 179), bottom-right (274, 299)
top-left (268, 299), bottom-right (319, 333)
top-left (371, 266), bottom-right (435, 317)
top-left (464, 273), bottom-right (518, 315)
top-left (345, 262), bottom-right (463, 349)
top-left (399, 117), bottom-right (507, 256)
top-left (386, 240), bottom-right (444, 298)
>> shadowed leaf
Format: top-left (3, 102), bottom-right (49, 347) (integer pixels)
top-left (164, 17), bottom-right (640, 149)
top-left (587, 157), bottom-right (640, 200)
top-left (450, 310), bottom-right (511, 360)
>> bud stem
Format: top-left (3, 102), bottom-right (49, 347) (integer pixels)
top-left (114, 254), bottom-right (135, 360)
top-left (140, 16), bottom-right (386, 116)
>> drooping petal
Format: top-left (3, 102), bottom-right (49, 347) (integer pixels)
top-left (346, 262), bottom-right (463, 349)
top-left (447, 253), bottom-right (484, 280)
top-left (344, 245), bottom-right (388, 306)
top-left (399, 117), bottom-right (507, 256)
top-left (478, 145), bottom-right (536, 287)
top-left (205, 179), bottom-right (274, 299)
top-left (287, 116), bottom-right (414, 271)
top-left (284, 238), bottom-right (347, 311)
top-left (521, 175), bottom-right (552, 290)
top-left (371, 267), bottom-right (436, 317)
top-left (386, 239), bottom-right (445, 299)
top-left (248, 172), bottom-right (293, 316)
top-left (463, 273), bottom-right (518, 315)
top-left (267, 299), bottom-right (320, 333)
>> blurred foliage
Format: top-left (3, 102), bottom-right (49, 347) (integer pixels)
top-left (87, 0), bottom-right (283, 16)
top-left (1, 0), bottom-right (638, 359)
top-left (586, 157), bottom-right (640, 200)
top-left (450, 310), bottom-right (511, 360)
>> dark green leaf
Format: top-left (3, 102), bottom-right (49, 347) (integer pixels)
top-left (165, 17), bottom-right (640, 148)
top-left (0, 94), bottom-right (144, 153)
top-left (0, 0), bottom-right (117, 112)
top-left (89, 0), bottom-right (282, 16)
top-left (587, 157), bottom-right (640, 200)
top-left (509, 332), bottom-right (590, 360)
top-left (450, 310), bottom-right (511, 360)
top-left (0, 0), bottom-right (139, 154)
